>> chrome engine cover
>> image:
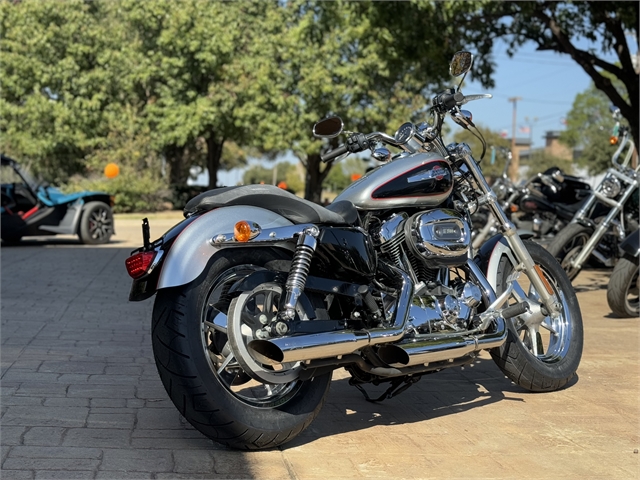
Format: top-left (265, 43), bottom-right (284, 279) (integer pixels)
top-left (405, 209), bottom-right (470, 267)
top-left (407, 279), bottom-right (483, 333)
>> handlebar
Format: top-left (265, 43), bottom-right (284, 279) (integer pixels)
top-left (319, 88), bottom-right (492, 163)
top-left (611, 131), bottom-right (636, 170)
top-left (320, 144), bottom-right (349, 163)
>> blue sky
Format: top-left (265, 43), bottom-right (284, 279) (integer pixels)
top-left (458, 41), bottom-right (595, 149)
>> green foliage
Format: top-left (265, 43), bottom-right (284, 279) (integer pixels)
top-left (560, 83), bottom-right (623, 174)
top-left (273, 0), bottom-right (498, 202)
top-left (65, 169), bottom-right (169, 214)
top-left (323, 156), bottom-right (368, 193)
top-left (0, 0), bottom-right (127, 183)
top-left (453, 124), bottom-right (512, 179)
top-left (242, 161), bottom-right (305, 194)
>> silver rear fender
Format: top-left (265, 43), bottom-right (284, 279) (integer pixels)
top-left (157, 206), bottom-right (294, 290)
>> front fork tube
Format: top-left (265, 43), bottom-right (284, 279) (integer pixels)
top-left (570, 174), bottom-right (638, 270)
top-left (458, 145), bottom-right (561, 316)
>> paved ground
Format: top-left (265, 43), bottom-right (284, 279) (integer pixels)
top-left (1, 214), bottom-right (639, 479)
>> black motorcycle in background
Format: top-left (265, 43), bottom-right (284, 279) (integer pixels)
top-left (471, 149), bottom-right (593, 251)
top-left (606, 228), bottom-right (639, 318)
top-left (547, 109), bottom-right (639, 281)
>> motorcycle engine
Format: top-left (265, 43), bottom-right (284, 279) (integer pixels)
top-left (376, 209), bottom-right (478, 332)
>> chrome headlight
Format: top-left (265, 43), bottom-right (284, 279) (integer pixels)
top-left (493, 183), bottom-right (508, 201)
top-left (601, 177), bottom-right (622, 198)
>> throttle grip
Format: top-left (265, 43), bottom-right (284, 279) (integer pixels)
top-left (321, 144), bottom-right (349, 163)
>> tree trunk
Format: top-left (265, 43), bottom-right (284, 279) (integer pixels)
top-left (303, 153), bottom-right (332, 203)
top-left (206, 133), bottom-right (225, 189)
top-left (165, 145), bottom-right (189, 187)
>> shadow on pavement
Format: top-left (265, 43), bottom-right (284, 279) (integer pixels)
top-left (283, 361), bottom-right (579, 449)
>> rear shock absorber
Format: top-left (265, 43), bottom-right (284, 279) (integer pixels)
top-left (282, 226), bottom-right (320, 320)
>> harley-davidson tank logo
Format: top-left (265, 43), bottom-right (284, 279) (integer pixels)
top-left (407, 165), bottom-right (449, 183)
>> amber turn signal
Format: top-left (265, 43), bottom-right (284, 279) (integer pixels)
top-left (234, 221), bottom-right (253, 242)
top-left (510, 204), bottom-right (519, 213)
top-left (610, 136), bottom-right (618, 145)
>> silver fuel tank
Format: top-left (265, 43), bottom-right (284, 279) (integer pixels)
top-left (334, 152), bottom-right (453, 210)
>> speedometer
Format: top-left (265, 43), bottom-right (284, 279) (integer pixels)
top-left (394, 122), bottom-right (416, 144)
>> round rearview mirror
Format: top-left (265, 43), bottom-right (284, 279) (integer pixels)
top-left (313, 116), bottom-right (344, 138)
top-left (450, 51), bottom-right (473, 77)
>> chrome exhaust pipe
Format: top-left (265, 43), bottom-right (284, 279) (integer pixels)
top-left (376, 316), bottom-right (507, 367)
top-left (248, 266), bottom-right (413, 366)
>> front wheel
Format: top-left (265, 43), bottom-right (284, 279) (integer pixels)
top-left (545, 223), bottom-right (594, 281)
top-left (491, 240), bottom-right (583, 392)
top-left (607, 257), bottom-right (639, 318)
top-left (151, 249), bottom-right (331, 450)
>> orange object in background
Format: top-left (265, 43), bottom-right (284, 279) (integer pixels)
top-left (277, 181), bottom-right (288, 189)
top-left (351, 173), bottom-right (362, 181)
top-left (104, 163), bottom-right (120, 179)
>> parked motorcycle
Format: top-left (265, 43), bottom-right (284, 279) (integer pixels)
top-left (125, 52), bottom-right (583, 450)
top-left (547, 109), bottom-right (639, 281)
top-left (606, 228), bottom-right (639, 318)
top-left (472, 151), bottom-right (593, 251)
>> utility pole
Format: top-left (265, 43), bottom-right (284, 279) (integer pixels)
top-left (508, 96), bottom-right (522, 181)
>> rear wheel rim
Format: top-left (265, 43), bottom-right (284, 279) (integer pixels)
top-left (88, 207), bottom-right (112, 240)
top-left (200, 265), bottom-right (301, 408)
top-left (558, 230), bottom-right (591, 279)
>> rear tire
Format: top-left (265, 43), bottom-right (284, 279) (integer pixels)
top-left (79, 201), bottom-right (113, 244)
top-left (151, 249), bottom-right (331, 450)
top-left (606, 257), bottom-right (639, 318)
top-left (491, 241), bottom-right (583, 392)
top-left (545, 223), bottom-right (593, 281)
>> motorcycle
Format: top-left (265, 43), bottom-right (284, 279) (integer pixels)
top-left (471, 151), bottom-right (593, 251)
top-left (125, 52), bottom-right (583, 450)
top-left (606, 228), bottom-right (639, 318)
top-left (546, 109), bottom-right (639, 281)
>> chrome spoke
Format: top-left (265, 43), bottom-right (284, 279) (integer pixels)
top-left (217, 352), bottom-right (236, 375)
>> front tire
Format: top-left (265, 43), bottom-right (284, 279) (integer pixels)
top-left (545, 223), bottom-right (593, 281)
top-left (151, 249), bottom-right (331, 450)
top-left (491, 240), bottom-right (583, 392)
top-left (607, 257), bottom-right (639, 318)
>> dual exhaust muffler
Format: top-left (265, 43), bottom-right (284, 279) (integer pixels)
top-left (247, 266), bottom-right (507, 373)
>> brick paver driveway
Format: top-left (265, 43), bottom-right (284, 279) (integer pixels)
top-left (1, 215), bottom-right (638, 479)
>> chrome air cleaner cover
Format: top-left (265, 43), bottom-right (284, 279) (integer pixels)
top-left (405, 209), bottom-right (470, 267)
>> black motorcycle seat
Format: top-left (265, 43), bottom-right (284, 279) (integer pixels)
top-left (183, 185), bottom-right (359, 226)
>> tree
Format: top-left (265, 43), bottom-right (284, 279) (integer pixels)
top-left (465, 2), bottom-right (639, 150)
top-left (560, 83), bottom-right (622, 174)
top-left (274, 0), bottom-right (499, 202)
top-left (242, 161), bottom-right (304, 194)
top-left (0, 0), bottom-right (131, 183)
top-left (116, 0), bottom-right (288, 189)
top-left (453, 123), bottom-right (512, 180)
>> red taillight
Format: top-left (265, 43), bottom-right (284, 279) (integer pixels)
top-left (125, 251), bottom-right (157, 279)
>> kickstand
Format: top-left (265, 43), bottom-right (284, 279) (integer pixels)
top-left (352, 376), bottom-right (420, 403)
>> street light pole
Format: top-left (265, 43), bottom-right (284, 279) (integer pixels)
top-left (508, 96), bottom-right (522, 181)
